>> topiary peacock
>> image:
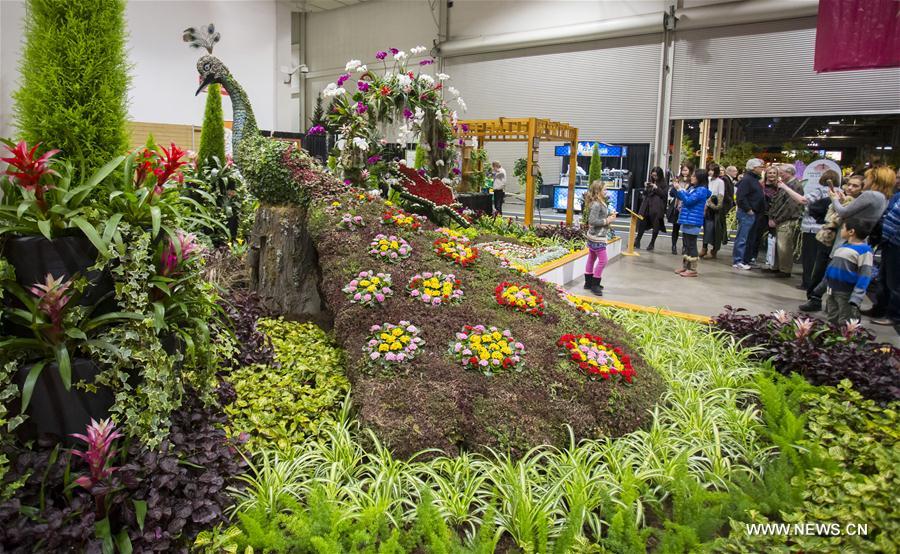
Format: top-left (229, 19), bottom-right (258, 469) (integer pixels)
top-left (183, 24), bottom-right (340, 205)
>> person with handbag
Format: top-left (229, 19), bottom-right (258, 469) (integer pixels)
top-left (634, 166), bottom-right (668, 251)
top-left (732, 158), bottom-right (765, 270)
top-left (668, 163), bottom-right (692, 254)
top-left (701, 163), bottom-right (725, 259)
top-left (763, 164), bottom-right (804, 278)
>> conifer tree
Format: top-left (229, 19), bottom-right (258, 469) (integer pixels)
top-left (197, 84), bottom-right (226, 168)
top-left (588, 144), bottom-right (603, 185)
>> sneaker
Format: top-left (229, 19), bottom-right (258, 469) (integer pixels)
top-left (732, 263), bottom-right (752, 270)
top-left (870, 317), bottom-right (895, 326)
top-left (799, 300), bottom-right (821, 312)
top-left (680, 270), bottom-right (698, 277)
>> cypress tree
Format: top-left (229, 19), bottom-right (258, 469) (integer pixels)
top-left (13, 0), bottom-right (130, 179)
top-left (197, 83), bottom-right (226, 167)
top-left (310, 94), bottom-right (325, 128)
top-left (588, 144), bottom-right (603, 185)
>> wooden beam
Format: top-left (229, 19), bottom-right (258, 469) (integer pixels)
top-left (567, 130), bottom-right (577, 225)
top-left (524, 117), bottom-right (536, 227)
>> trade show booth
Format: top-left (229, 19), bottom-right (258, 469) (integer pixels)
top-left (551, 142), bottom-right (630, 213)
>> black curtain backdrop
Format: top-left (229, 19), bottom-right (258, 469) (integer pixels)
top-left (559, 143), bottom-right (649, 188)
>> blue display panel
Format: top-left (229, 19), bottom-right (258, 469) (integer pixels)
top-left (552, 187), bottom-right (620, 213)
top-left (554, 142), bottom-right (628, 157)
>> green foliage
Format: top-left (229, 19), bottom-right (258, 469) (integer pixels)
top-left (184, 155), bottom-right (250, 243)
top-left (588, 144), bottom-right (602, 185)
top-left (413, 142), bottom-right (426, 170)
top-left (781, 141), bottom-right (817, 164)
top-left (237, 136), bottom-right (308, 205)
top-left (460, 148), bottom-right (488, 193)
top-left (718, 142), bottom-right (759, 171)
top-left (13, 0), bottom-right (130, 180)
top-left (224, 319), bottom-right (349, 451)
top-left (197, 84), bottom-right (227, 169)
top-left (514, 158), bottom-right (543, 194)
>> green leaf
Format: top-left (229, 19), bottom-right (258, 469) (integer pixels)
top-left (20, 360), bottom-right (47, 413)
top-left (150, 206), bottom-right (161, 239)
top-left (83, 155), bottom-right (125, 194)
top-left (95, 517), bottom-right (113, 554)
top-left (122, 151), bottom-right (136, 190)
top-left (102, 213), bottom-right (123, 243)
top-left (115, 528), bottom-right (132, 554)
top-left (55, 345), bottom-right (71, 390)
top-left (133, 499), bottom-right (147, 531)
top-left (151, 302), bottom-right (165, 331)
top-left (65, 328), bottom-right (88, 341)
top-left (71, 216), bottom-right (107, 256)
top-left (37, 219), bottom-right (52, 240)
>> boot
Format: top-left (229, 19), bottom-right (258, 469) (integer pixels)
top-left (583, 274), bottom-right (593, 290)
top-left (671, 243), bottom-right (678, 255)
top-left (799, 298), bottom-right (822, 312)
top-left (708, 249), bottom-right (717, 259)
top-left (590, 278), bottom-right (603, 296)
top-left (681, 257), bottom-right (699, 277)
top-left (699, 246), bottom-right (708, 258)
top-left (646, 239), bottom-right (655, 251)
top-left (674, 256), bottom-right (689, 275)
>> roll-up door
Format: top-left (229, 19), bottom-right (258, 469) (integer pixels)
top-left (444, 34), bottom-right (662, 190)
top-left (670, 17), bottom-right (900, 119)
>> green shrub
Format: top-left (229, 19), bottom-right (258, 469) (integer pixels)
top-left (13, 0), bottom-right (130, 180)
top-left (224, 319), bottom-right (349, 451)
top-left (197, 84), bottom-right (226, 168)
top-left (587, 144), bottom-right (602, 185)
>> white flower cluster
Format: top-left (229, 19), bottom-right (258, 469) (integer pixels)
top-left (357, 65), bottom-right (368, 73)
top-left (323, 82), bottom-right (346, 98)
top-left (437, 73), bottom-right (450, 81)
top-left (448, 86), bottom-right (460, 97)
top-left (352, 137), bottom-right (369, 151)
top-left (418, 74), bottom-right (435, 86)
top-left (410, 45), bottom-right (428, 55)
top-left (398, 74), bottom-right (412, 92)
top-left (394, 50), bottom-right (407, 61)
top-left (345, 59), bottom-right (362, 71)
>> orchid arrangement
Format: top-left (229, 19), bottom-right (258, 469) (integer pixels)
top-left (363, 320), bottom-right (424, 370)
top-left (407, 271), bottom-right (463, 306)
top-left (343, 271), bottom-right (393, 307)
top-left (369, 233), bottom-right (412, 262)
top-left (339, 212), bottom-right (365, 230)
top-left (557, 333), bottom-right (635, 383)
top-left (322, 45), bottom-right (466, 187)
top-left (433, 237), bottom-right (478, 267)
top-left (478, 240), bottom-right (569, 271)
top-left (495, 282), bottom-right (545, 317)
top-left (450, 324), bottom-right (524, 376)
top-left (381, 207), bottom-right (425, 231)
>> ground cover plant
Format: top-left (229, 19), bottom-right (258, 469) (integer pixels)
top-left (714, 306), bottom-right (900, 402)
top-left (309, 192), bottom-right (667, 457)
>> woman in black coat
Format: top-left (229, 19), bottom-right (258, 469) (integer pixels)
top-left (634, 166), bottom-right (668, 251)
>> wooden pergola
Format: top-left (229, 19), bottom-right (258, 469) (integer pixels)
top-left (456, 117), bottom-right (579, 227)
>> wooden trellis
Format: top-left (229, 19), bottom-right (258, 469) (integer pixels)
top-left (456, 117), bottom-right (579, 226)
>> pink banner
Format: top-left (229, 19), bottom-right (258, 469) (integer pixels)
top-left (814, 0), bottom-right (900, 72)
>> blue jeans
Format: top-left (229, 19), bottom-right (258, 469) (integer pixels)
top-left (732, 209), bottom-right (756, 264)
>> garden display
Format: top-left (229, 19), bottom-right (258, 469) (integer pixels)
top-left (0, 11), bottom-right (896, 553)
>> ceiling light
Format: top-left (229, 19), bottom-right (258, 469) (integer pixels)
top-left (828, 121), bottom-right (840, 125)
top-left (884, 146), bottom-right (894, 150)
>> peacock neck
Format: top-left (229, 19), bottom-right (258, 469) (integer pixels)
top-left (221, 73), bottom-right (259, 153)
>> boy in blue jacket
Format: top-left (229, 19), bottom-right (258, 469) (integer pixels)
top-left (674, 169), bottom-right (712, 277)
top-left (824, 218), bottom-right (874, 326)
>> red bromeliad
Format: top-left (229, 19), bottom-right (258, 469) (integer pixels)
top-left (159, 230), bottom-right (202, 276)
top-left (70, 418), bottom-right (123, 516)
top-left (132, 143), bottom-right (187, 194)
top-left (1, 141), bottom-right (60, 213)
top-left (29, 273), bottom-right (73, 343)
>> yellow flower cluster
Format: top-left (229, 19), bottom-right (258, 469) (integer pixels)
top-left (378, 238), bottom-right (400, 251)
top-left (359, 276), bottom-right (383, 293)
top-left (377, 326), bottom-right (411, 352)
top-left (470, 330), bottom-right (514, 361)
top-left (501, 285), bottom-right (539, 309)
top-left (422, 277), bottom-right (453, 298)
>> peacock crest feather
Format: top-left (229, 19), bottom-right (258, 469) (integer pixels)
top-left (182, 23), bottom-right (220, 54)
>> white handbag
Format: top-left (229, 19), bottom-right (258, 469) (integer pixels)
top-left (765, 233), bottom-right (777, 268)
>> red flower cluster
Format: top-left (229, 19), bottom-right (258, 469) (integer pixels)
top-left (381, 207), bottom-right (422, 231)
top-left (1, 141), bottom-right (60, 212)
top-left (557, 333), bottom-right (635, 383)
top-left (133, 142), bottom-right (188, 193)
top-left (494, 282), bottom-right (545, 317)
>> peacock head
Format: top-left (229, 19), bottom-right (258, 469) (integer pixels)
top-left (195, 54), bottom-right (229, 95)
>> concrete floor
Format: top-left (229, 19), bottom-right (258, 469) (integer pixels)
top-left (563, 241), bottom-right (900, 347)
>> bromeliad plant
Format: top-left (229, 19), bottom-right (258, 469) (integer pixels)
top-left (495, 282), bottom-right (545, 317)
top-left (407, 271), bottom-right (463, 306)
top-left (369, 234), bottom-right (412, 263)
top-left (557, 333), bottom-right (635, 383)
top-left (0, 274), bottom-right (140, 412)
top-left (433, 237), bottom-right (478, 267)
top-left (0, 139), bottom-right (124, 254)
top-left (450, 325), bottom-right (524, 376)
top-left (342, 270), bottom-right (393, 307)
top-left (363, 321), bottom-right (424, 371)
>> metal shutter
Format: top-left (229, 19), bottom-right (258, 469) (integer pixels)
top-left (670, 17), bottom-right (900, 119)
top-left (444, 34), bottom-right (662, 192)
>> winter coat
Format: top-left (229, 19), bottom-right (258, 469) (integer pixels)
top-left (638, 181), bottom-right (667, 223)
top-left (676, 185), bottom-right (711, 227)
top-left (735, 171), bottom-right (765, 213)
top-left (721, 175), bottom-right (736, 212)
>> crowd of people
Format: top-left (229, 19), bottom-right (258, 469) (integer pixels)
top-left (585, 157), bottom-right (899, 333)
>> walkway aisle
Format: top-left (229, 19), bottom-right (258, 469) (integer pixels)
top-left (562, 247), bottom-right (900, 347)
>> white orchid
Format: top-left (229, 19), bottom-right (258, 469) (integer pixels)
top-left (398, 74), bottom-right (412, 88)
top-left (345, 59), bottom-right (362, 72)
top-left (410, 45), bottom-right (428, 55)
top-left (456, 97), bottom-right (467, 111)
top-left (352, 137), bottom-right (369, 151)
top-left (436, 159), bottom-right (445, 167)
top-left (437, 73), bottom-right (450, 81)
top-left (448, 86), bottom-right (460, 97)
top-left (335, 139), bottom-right (347, 151)
top-left (356, 64), bottom-right (368, 73)
top-left (418, 74), bottom-right (435, 86)
top-left (441, 177), bottom-right (454, 185)
top-left (451, 110), bottom-right (459, 126)
top-left (394, 50), bottom-right (407, 61)
top-left (322, 83), bottom-right (346, 98)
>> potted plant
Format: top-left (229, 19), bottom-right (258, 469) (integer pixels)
top-left (0, 272), bottom-right (141, 442)
top-left (0, 140), bottom-right (124, 311)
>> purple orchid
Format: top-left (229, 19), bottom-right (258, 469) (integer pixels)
top-left (452, 167), bottom-right (461, 175)
top-left (420, 59), bottom-right (434, 66)
top-left (389, 47), bottom-right (399, 55)
top-left (403, 107), bottom-right (413, 119)
top-left (375, 50), bottom-right (388, 60)
top-left (344, 179), bottom-right (353, 186)
top-left (337, 73), bottom-right (351, 87)
top-left (357, 80), bottom-right (370, 92)
top-left (367, 155), bottom-right (382, 165)
top-left (437, 141), bottom-right (447, 149)
top-left (356, 101), bottom-right (368, 114)
top-left (307, 125), bottom-right (326, 136)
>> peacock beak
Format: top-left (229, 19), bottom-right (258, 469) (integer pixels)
top-left (196, 74), bottom-right (214, 96)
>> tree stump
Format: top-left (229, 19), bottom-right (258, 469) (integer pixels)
top-left (248, 204), bottom-right (323, 317)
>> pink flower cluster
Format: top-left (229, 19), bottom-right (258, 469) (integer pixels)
top-left (159, 230), bottom-right (203, 277)
top-left (369, 234), bottom-right (412, 262)
top-left (407, 271), bottom-right (464, 306)
top-left (339, 212), bottom-right (365, 230)
top-left (363, 320), bottom-right (425, 368)
top-left (342, 270), bottom-right (393, 307)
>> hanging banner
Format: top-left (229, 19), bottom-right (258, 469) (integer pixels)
top-left (814, 0), bottom-right (900, 72)
top-left (802, 159), bottom-right (842, 187)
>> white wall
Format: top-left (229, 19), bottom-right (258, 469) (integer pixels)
top-left (1, 0), bottom-right (295, 141)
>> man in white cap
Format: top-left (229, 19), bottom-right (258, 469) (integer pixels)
top-left (732, 158), bottom-right (765, 269)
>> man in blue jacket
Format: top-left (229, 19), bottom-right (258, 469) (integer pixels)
top-left (732, 158), bottom-right (766, 270)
